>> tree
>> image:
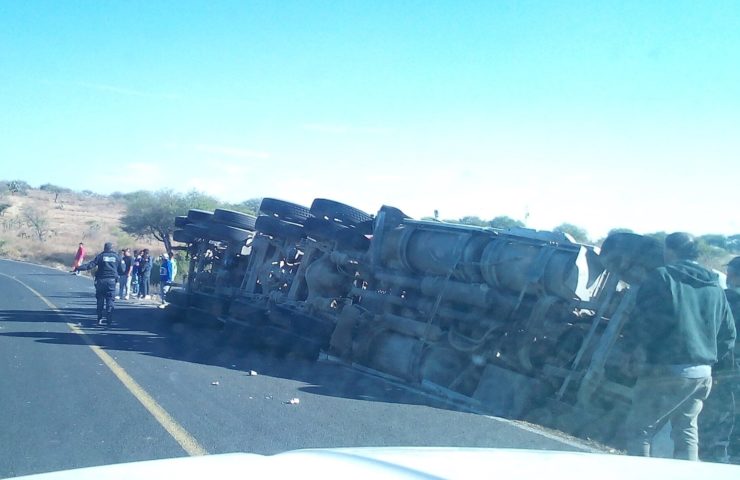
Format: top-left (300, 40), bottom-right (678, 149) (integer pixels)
top-left (121, 189), bottom-right (220, 256)
top-left (7, 180), bottom-right (30, 196)
top-left (553, 223), bottom-right (590, 244)
top-left (21, 206), bottom-right (50, 241)
top-left (121, 190), bottom-right (181, 256)
top-left (0, 203), bottom-right (10, 216)
top-left (457, 216), bottom-right (488, 227)
top-left (489, 216), bottom-right (525, 230)
top-left (698, 234), bottom-right (727, 250)
top-left (607, 227), bottom-right (634, 236)
top-left (183, 190), bottom-right (220, 211)
top-left (228, 197), bottom-right (261, 216)
top-left (39, 183), bottom-right (71, 203)
top-left (645, 231), bottom-right (668, 244)
top-left (728, 234), bottom-right (740, 253)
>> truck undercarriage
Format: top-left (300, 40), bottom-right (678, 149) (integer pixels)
top-left (166, 198), bottom-right (664, 447)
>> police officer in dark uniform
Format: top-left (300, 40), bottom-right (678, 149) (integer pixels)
top-left (73, 242), bottom-right (121, 325)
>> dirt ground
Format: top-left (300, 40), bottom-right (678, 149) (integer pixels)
top-left (0, 189), bottom-right (162, 270)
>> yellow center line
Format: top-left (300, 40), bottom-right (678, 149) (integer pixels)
top-left (0, 272), bottom-right (208, 456)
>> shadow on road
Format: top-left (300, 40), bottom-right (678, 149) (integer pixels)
top-left (0, 302), bottom-right (464, 414)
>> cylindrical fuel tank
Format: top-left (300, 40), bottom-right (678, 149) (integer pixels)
top-left (379, 225), bottom-right (491, 282)
top-left (480, 240), bottom-right (580, 299)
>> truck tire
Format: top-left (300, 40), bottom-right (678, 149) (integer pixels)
top-left (303, 217), bottom-right (343, 241)
top-left (174, 216), bottom-right (190, 228)
top-left (187, 209), bottom-right (213, 223)
top-left (172, 229), bottom-right (194, 244)
top-left (183, 222), bottom-right (210, 239)
top-left (310, 198), bottom-right (372, 226)
top-left (334, 227), bottom-right (371, 251)
top-left (208, 223), bottom-right (251, 243)
top-left (255, 215), bottom-right (304, 239)
top-left (213, 209), bottom-right (257, 230)
top-left (259, 198), bottom-right (310, 224)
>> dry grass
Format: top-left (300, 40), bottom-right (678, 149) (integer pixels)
top-left (0, 189), bottom-right (163, 270)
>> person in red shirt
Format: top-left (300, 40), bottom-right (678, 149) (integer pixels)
top-left (71, 243), bottom-right (85, 275)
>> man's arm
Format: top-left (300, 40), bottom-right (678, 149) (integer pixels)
top-left (715, 301), bottom-right (736, 372)
top-left (75, 254), bottom-right (100, 272)
top-left (622, 270), bottom-right (668, 349)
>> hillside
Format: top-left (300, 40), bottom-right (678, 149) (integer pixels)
top-left (1, 182), bottom-right (736, 273)
top-left (0, 187), bottom-right (162, 270)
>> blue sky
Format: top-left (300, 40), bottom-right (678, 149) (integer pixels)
top-left (1, 1), bottom-right (738, 238)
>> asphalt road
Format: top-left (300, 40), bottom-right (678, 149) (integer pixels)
top-left (0, 259), bottom-right (594, 478)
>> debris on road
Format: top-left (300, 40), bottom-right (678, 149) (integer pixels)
top-left (286, 398), bottom-right (300, 405)
top-left (211, 381), bottom-right (220, 386)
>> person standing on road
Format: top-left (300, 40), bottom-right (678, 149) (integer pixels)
top-left (138, 249), bottom-right (152, 299)
top-left (158, 253), bottom-right (173, 308)
top-left (170, 253), bottom-right (178, 283)
top-left (130, 249), bottom-right (141, 296)
top-left (117, 248), bottom-right (133, 300)
top-left (700, 256), bottom-right (740, 462)
top-left (71, 242), bottom-right (85, 275)
top-left (620, 232), bottom-right (736, 461)
top-left (73, 242), bottom-right (121, 325)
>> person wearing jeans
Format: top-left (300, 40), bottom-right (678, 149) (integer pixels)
top-left (619, 233), bottom-right (736, 461)
top-left (158, 253), bottom-right (173, 307)
top-left (138, 249), bottom-right (152, 299)
top-left (130, 250), bottom-right (140, 296)
top-left (118, 248), bottom-right (133, 299)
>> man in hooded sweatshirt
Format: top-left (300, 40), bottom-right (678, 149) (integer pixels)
top-left (620, 232), bottom-right (736, 461)
top-left (698, 256), bottom-right (740, 462)
top-left (73, 242), bottom-right (121, 325)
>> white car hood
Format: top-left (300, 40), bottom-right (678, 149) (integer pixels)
top-left (13, 447), bottom-right (739, 479)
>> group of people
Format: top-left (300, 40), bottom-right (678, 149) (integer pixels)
top-left (619, 232), bottom-right (739, 463)
top-left (71, 242), bottom-right (177, 325)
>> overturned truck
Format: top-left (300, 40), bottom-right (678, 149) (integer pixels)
top-left (167, 198), bottom-right (663, 445)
